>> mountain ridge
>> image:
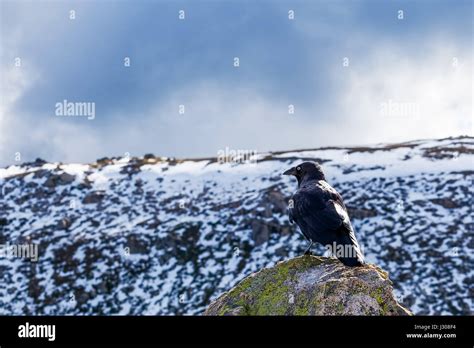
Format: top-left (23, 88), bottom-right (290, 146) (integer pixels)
top-left (0, 136), bottom-right (472, 315)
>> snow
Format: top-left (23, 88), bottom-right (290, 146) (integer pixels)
top-left (0, 136), bottom-right (472, 315)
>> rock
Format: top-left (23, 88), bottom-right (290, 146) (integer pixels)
top-left (43, 176), bottom-right (56, 187)
top-left (126, 234), bottom-right (149, 254)
top-left (263, 188), bottom-right (287, 213)
top-left (251, 220), bottom-right (269, 246)
top-left (34, 158), bottom-right (47, 165)
top-left (83, 191), bottom-right (105, 204)
top-left (204, 256), bottom-right (412, 316)
top-left (59, 173), bottom-right (76, 184)
top-left (57, 217), bottom-right (72, 230)
top-left (347, 207), bottom-right (377, 219)
top-left (44, 172), bottom-right (76, 187)
top-left (22, 158), bottom-right (47, 167)
top-left (429, 198), bottom-right (459, 209)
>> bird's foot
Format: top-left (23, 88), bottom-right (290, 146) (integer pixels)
top-left (303, 241), bottom-right (314, 256)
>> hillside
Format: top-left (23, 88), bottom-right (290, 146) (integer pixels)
top-left (0, 136), bottom-right (472, 315)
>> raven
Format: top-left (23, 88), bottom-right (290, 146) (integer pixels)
top-left (283, 161), bottom-right (364, 267)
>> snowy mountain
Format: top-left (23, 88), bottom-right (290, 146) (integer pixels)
top-left (0, 136), bottom-right (472, 315)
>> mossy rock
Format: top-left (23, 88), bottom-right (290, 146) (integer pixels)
top-left (203, 256), bottom-right (412, 316)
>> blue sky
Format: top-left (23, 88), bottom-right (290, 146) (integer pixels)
top-left (1, 0), bottom-right (472, 165)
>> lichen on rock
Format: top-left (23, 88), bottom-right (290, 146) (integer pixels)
top-left (204, 256), bottom-right (412, 316)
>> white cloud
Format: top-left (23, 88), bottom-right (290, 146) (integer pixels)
top-left (0, 61), bottom-right (40, 161)
top-left (332, 38), bottom-right (472, 144)
top-left (0, 35), bottom-right (471, 166)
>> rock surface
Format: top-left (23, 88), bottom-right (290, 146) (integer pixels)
top-left (204, 256), bottom-right (412, 316)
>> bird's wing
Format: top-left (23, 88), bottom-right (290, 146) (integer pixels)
top-left (290, 185), bottom-right (344, 241)
top-left (330, 199), bottom-right (365, 264)
top-left (327, 193), bottom-right (365, 265)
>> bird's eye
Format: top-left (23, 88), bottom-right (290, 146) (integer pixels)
top-left (296, 167), bottom-right (301, 171)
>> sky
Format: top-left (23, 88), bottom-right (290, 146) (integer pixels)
top-left (0, 0), bottom-right (472, 165)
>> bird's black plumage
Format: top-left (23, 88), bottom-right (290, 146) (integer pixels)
top-left (283, 162), bottom-right (364, 267)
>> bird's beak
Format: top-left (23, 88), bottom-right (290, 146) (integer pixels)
top-left (283, 167), bottom-right (296, 176)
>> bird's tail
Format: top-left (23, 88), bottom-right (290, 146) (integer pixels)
top-left (333, 226), bottom-right (365, 267)
top-left (338, 254), bottom-right (364, 267)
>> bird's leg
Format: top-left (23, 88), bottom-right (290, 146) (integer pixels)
top-left (304, 240), bottom-right (313, 256)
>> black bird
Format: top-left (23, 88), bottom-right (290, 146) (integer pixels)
top-left (283, 161), bottom-right (364, 267)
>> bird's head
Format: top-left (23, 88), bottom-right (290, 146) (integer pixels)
top-left (283, 161), bottom-right (326, 186)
